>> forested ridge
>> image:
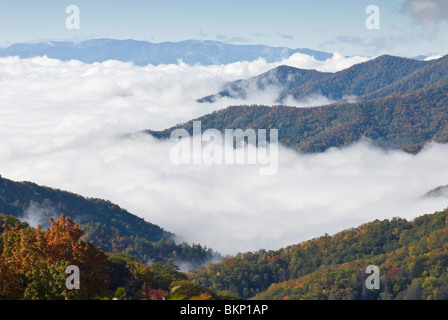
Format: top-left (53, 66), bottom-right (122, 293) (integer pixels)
top-left (188, 208), bottom-right (448, 300)
top-left (197, 65), bottom-right (332, 103)
top-left (284, 54), bottom-right (432, 101)
top-left (4, 200), bottom-right (448, 300)
top-left (3, 174), bottom-right (448, 300)
top-left (197, 54), bottom-right (442, 104)
top-left (0, 175), bottom-right (218, 268)
top-left (156, 53), bottom-right (448, 155)
top-left (148, 79), bottom-right (448, 153)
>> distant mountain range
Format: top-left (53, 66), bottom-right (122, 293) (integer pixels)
top-left (149, 54), bottom-right (448, 154)
top-left (0, 38), bottom-right (333, 65)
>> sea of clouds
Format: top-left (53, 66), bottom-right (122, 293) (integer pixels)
top-left (1, 52), bottom-right (448, 256)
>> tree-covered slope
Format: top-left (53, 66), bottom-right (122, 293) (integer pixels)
top-left (147, 79), bottom-right (448, 153)
top-left (0, 175), bottom-right (168, 240)
top-left (198, 54), bottom-right (433, 104)
top-left (0, 214), bottom-right (226, 300)
top-left (0, 175), bottom-right (218, 266)
top-left (197, 65), bottom-right (331, 103)
top-left (364, 54), bottom-right (448, 100)
top-left (189, 208), bottom-right (448, 300)
top-left (283, 54), bottom-right (430, 101)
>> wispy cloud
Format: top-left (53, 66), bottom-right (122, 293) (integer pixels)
top-left (276, 32), bottom-right (295, 40)
top-left (215, 34), bottom-right (227, 40)
top-left (401, 0), bottom-right (448, 29)
top-left (21, 200), bottom-right (59, 229)
top-left (321, 32), bottom-right (434, 56)
top-left (224, 36), bottom-right (250, 43)
top-left (214, 34), bottom-right (250, 43)
top-left (334, 35), bottom-right (387, 49)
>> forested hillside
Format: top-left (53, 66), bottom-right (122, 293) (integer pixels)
top-left (198, 54), bottom-right (438, 104)
top-left (0, 214), bottom-right (232, 300)
top-left (197, 65), bottom-right (332, 103)
top-left (284, 54), bottom-right (430, 101)
top-left (189, 208), bottom-right (448, 300)
top-left (148, 80), bottom-right (448, 153)
top-left (364, 54), bottom-right (448, 100)
top-left (4, 198), bottom-right (448, 300)
top-left (0, 175), bottom-right (218, 267)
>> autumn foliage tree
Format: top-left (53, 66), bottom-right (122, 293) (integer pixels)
top-left (0, 214), bottom-right (109, 300)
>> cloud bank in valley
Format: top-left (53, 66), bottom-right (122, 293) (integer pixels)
top-left (0, 53), bottom-right (447, 256)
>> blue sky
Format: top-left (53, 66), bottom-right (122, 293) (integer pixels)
top-left (0, 0), bottom-right (447, 57)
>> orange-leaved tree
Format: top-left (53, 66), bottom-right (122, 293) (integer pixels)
top-left (0, 214), bottom-right (109, 300)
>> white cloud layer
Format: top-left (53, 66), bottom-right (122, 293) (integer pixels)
top-left (0, 54), bottom-right (447, 256)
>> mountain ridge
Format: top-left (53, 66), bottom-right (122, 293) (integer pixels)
top-left (197, 64), bottom-right (332, 103)
top-left (147, 77), bottom-right (448, 153)
top-left (189, 208), bottom-right (448, 300)
top-left (198, 54), bottom-right (436, 104)
top-left (0, 174), bottom-right (218, 267)
top-left (0, 38), bottom-right (333, 66)
top-left (285, 54), bottom-right (431, 101)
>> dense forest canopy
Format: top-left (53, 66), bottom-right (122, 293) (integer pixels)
top-left (148, 80), bottom-right (448, 153)
top-left (189, 209), bottom-right (448, 300)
